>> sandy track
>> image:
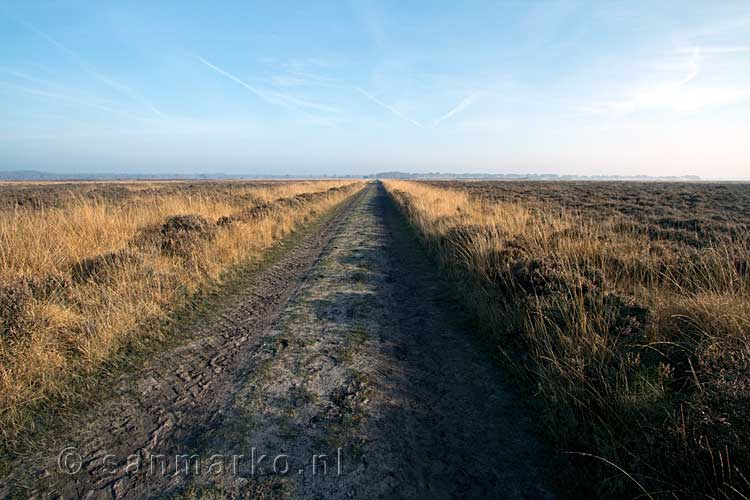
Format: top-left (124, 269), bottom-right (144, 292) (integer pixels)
top-left (1, 183), bottom-right (555, 499)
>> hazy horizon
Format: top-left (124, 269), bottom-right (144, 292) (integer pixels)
top-left (1, 1), bottom-right (749, 179)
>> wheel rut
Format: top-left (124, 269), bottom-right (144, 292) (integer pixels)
top-left (0, 188), bottom-right (365, 499)
top-left (1, 183), bottom-right (556, 499)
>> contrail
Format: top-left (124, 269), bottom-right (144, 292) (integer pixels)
top-left (197, 56), bottom-right (344, 130)
top-left (267, 70), bottom-right (424, 127)
top-left (0, 80), bottom-right (154, 120)
top-left (433, 94), bottom-right (477, 127)
top-left (196, 56), bottom-right (285, 107)
top-left (0, 67), bottom-right (58, 89)
top-left (15, 19), bottom-right (166, 118)
top-left (355, 87), bottom-right (423, 128)
top-left (198, 56), bottom-right (340, 116)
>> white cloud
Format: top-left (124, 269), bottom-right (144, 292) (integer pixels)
top-left (433, 94), bottom-right (478, 127)
top-left (590, 46), bottom-right (750, 114)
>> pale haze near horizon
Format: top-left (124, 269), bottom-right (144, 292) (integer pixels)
top-left (0, 1), bottom-right (749, 179)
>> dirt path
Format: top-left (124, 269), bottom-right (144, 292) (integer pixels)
top-left (1, 183), bottom-right (556, 499)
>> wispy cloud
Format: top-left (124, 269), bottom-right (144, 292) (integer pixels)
top-left (433, 94), bottom-right (477, 127)
top-left (283, 70), bottom-right (343, 88)
top-left (267, 63), bottom-right (430, 128)
top-left (0, 80), bottom-right (156, 120)
top-left (355, 87), bottom-right (423, 128)
top-left (0, 67), bottom-right (57, 88)
top-left (587, 46), bottom-right (750, 114)
top-left (270, 74), bottom-right (311, 88)
top-left (676, 46), bottom-right (700, 86)
top-left (0, 66), bottom-right (133, 109)
top-left (198, 56), bottom-right (340, 120)
top-left (266, 90), bottom-right (340, 113)
top-left (14, 19), bottom-right (166, 118)
top-left (679, 46), bottom-right (750, 54)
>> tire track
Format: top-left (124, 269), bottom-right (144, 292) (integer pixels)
top-left (1, 183), bottom-right (557, 499)
top-left (0, 187), bottom-right (367, 499)
top-left (174, 183), bottom-right (556, 499)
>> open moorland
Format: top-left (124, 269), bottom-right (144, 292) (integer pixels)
top-left (0, 179), bottom-right (361, 453)
top-left (0, 182), bottom-right (558, 499)
top-left (2, 178), bottom-right (748, 499)
top-left (386, 180), bottom-right (750, 498)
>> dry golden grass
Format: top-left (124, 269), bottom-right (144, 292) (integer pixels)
top-left (0, 180), bottom-right (361, 449)
top-left (384, 180), bottom-right (750, 498)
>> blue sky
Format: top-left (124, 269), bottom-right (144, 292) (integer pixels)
top-left (1, 1), bottom-right (749, 178)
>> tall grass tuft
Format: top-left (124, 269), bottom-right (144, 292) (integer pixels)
top-left (384, 180), bottom-right (749, 498)
top-left (0, 180), bottom-right (361, 451)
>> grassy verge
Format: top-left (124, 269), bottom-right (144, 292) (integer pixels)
top-left (0, 181), bottom-right (362, 459)
top-left (383, 180), bottom-right (749, 499)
